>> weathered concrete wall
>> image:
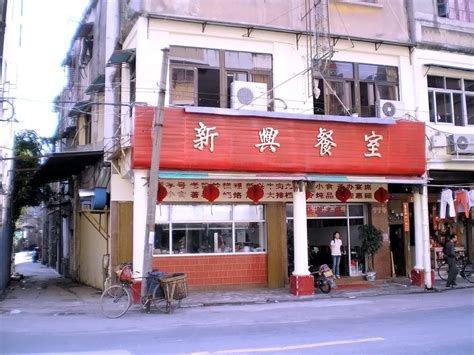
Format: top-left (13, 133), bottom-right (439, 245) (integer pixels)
top-left (78, 213), bottom-right (108, 289)
top-left (409, 0), bottom-right (474, 54)
top-left (122, 0), bottom-right (412, 45)
top-left (329, 0), bottom-right (410, 44)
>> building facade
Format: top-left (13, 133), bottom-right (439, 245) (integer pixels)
top-left (36, 0), bottom-right (473, 293)
top-left (407, 0), bottom-right (474, 270)
top-left (107, 0), bottom-right (427, 294)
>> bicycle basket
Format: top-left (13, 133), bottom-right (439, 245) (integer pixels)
top-left (116, 265), bottom-right (132, 283)
top-left (159, 273), bottom-right (188, 301)
top-left (323, 270), bottom-right (334, 278)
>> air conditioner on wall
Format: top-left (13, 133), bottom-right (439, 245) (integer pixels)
top-left (230, 81), bottom-right (268, 112)
top-left (376, 100), bottom-right (406, 119)
top-left (447, 134), bottom-right (474, 154)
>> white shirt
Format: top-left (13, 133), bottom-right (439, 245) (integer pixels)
top-left (330, 239), bottom-right (342, 256)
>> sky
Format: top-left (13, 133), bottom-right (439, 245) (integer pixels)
top-left (14, 0), bottom-right (90, 138)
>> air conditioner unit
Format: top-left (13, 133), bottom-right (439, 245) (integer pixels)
top-left (447, 134), bottom-right (474, 154)
top-left (230, 81), bottom-right (268, 112)
top-left (376, 100), bottom-right (406, 119)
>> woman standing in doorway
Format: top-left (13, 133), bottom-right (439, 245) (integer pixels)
top-left (330, 231), bottom-right (343, 279)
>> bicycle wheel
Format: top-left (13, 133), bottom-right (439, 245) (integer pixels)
top-left (437, 262), bottom-right (449, 281)
top-left (152, 284), bottom-right (169, 313)
top-left (461, 262), bottom-right (474, 283)
top-left (318, 278), bottom-right (331, 294)
top-left (100, 285), bottom-right (131, 318)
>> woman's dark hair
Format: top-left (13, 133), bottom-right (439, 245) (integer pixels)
top-left (332, 231), bottom-right (340, 241)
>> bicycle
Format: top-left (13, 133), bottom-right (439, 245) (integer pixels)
top-left (437, 254), bottom-right (473, 283)
top-left (100, 265), bottom-right (188, 318)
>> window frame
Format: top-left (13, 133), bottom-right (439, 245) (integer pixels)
top-left (314, 61), bottom-right (399, 117)
top-left (438, 0), bottom-right (474, 23)
top-left (154, 204), bottom-right (267, 256)
top-left (169, 46), bottom-right (273, 110)
top-left (427, 75), bottom-right (473, 126)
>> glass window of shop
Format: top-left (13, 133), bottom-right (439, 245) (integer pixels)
top-left (286, 204), bottom-right (367, 276)
top-left (154, 204), bottom-right (266, 255)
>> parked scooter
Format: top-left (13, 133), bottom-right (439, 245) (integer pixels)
top-left (309, 264), bottom-right (334, 293)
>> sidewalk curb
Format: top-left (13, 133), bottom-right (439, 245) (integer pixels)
top-left (181, 284), bottom-right (474, 309)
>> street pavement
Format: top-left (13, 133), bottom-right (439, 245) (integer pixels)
top-left (1, 251), bottom-right (473, 317)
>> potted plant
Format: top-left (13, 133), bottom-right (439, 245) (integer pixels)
top-left (349, 106), bottom-right (359, 117)
top-left (358, 225), bottom-right (383, 281)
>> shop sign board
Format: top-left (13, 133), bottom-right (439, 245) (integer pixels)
top-left (133, 107), bottom-right (425, 177)
top-left (403, 202), bottom-right (410, 232)
top-left (306, 205), bottom-right (347, 217)
top-left (156, 179), bottom-right (387, 203)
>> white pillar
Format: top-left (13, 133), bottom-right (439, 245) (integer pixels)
top-left (132, 169), bottom-right (148, 276)
top-left (413, 190), bottom-right (424, 270)
top-left (421, 185), bottom-right (432, 288)
top-left (292, 182), bottom-right (310, 276)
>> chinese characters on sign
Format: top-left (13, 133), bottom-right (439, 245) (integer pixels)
top-left (157, 180), bottom-right (386, 203)
top-left (314, 127), bottom-right (336, 156)
top-left (192, 122), bottom-right (383, 158)
top-left (307, 205), bottom-right (346, 217)
top-left (255, 127), bottom-right (280, 153)
top-left (364, 131), bottom-right (383, 158)
top-left (193, 122), bottom-right (219, 152)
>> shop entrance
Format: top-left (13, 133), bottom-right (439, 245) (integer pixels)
top-left (286, 203), bottom-right (367, 277)
top-left (389, 224), bottom-right (406, 276)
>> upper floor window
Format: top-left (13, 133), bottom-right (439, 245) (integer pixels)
top-left (83, 111), bottom-right (92, 145)
top-left (169, 46), bottom-right (273, 109)
top-left (428, 75), bottom-right (474, 126)
top-left (438, 0), bottom-right (474, 22)
top-left (314, 61), bottom-right (399, 117)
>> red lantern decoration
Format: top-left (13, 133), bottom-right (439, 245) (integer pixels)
top-left (202, 184), bottom-right (220, 202)
top-left (335, 186), bottom-right (352, 202)
top-left (374, 187), bottom-right (390, 204)
top-left (156, 183), bottom-right (168, 202)
top-left (246, 184), bottom-right (264, 203)
top-left (306, 190), bottom-right (313, 200)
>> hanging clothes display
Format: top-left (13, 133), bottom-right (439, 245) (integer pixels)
top-left (455, 189), bottom-right (469, 218)
top-left (440, 188), bottom-right (455, 219)
top-left (469, 189), bottom-right (474, 210)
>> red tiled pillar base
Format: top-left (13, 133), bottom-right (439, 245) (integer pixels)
top-left (410, 269), bottom-right (435, 287)
top-left (131, 280), bottom-right (142, 304)
top-left (289, 275), bottom-right (314, 296)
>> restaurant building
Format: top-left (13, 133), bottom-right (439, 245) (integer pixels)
top-left (125, 106), bottom-right (425, 294)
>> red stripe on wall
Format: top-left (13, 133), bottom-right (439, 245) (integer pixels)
top-left (133, 107), bottom-right (425, 176)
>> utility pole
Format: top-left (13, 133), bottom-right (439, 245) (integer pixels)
top-left (141, 48), bottom-right (170, 306)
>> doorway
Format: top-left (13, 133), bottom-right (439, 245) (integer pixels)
top-left (389, 224), bottom-right (406, 276)
top-left (286, 203), bottom-right (367, 277)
